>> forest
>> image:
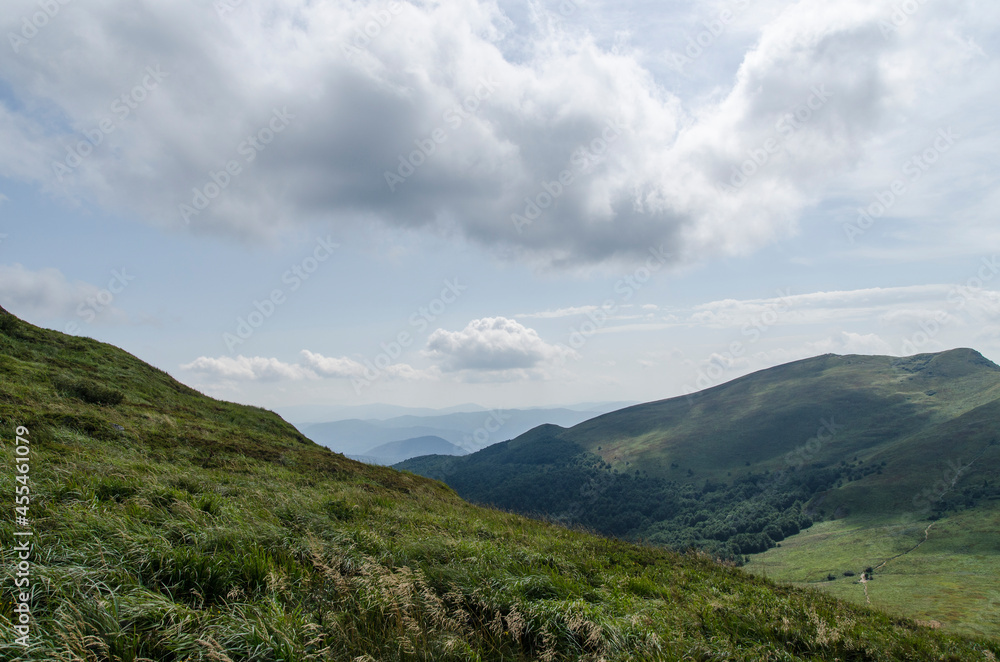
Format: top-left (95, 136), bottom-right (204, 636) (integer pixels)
top-left (430, 437), bottom-right (898, 564)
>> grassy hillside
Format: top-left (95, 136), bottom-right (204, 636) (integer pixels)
top-left (398, 350), bottom-right (1000, 636)
top-left (747, 504), bottom-right (1000, 639)
top-left (2, 307), bottom-right (999, 660)
top-left (567, 350), bottom-right (1000, 481)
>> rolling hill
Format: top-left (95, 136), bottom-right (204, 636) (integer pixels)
top-left (3, 307), bottom-right (999, 659)
top-left (350, 435), bottom-right (467, 465)
top-left (301, 406), bottom-right (618, 457)
top-left (398, 349), bottom-right (1000, 636)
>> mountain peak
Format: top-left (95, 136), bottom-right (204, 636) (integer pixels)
top-left (891, 347), bottom-right (999, 378)
top-left (937, 347), bottom-right (998, 367)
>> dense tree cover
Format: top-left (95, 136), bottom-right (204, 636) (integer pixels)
top-left (929, 476), bottom-right (1000, 518)
top-left (432, 438), bottom-right (880, 564)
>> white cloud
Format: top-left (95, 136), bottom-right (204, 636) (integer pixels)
top-left (878, 309), bottom-right (961, 329)
top-left (550, 284), bottom-right (986, 336)
top-left (300, 350), bottom-right (423, 380)
top-left (515, 305), bottom-right (601, 319)
top-left (182, 350), bottom-right (427, 383)
top-left (948, 285), bottom-right (1000, 322)
top-left (299, 351), bottom-right (367, 378)
top-left (426, 316), bottom-right (576, 373)
top-left (1, 0), bottom-right (992, 268)
top-left (504, 284), bottom-right (1000, 344)
top-left (181, 355), bottom-right (314, 382)
top-left (685, 285), bottom-right (983, 330)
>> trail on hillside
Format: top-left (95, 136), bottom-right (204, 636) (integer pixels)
top-left (860, 522), bottom-right (935, 606)
top-left (876, 521), bottom-right (936, 571)
top-left (857, 439), bottom-right (997, 605)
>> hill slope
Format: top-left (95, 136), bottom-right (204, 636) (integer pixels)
top-left (566, 350), bottom-right (1000, 483)
top-left (398, 350), bottom-right (1000, 635)
top-left (353, 435), bottom-right (467, 465)
top-left (1, 308), bottom-right (998, 659)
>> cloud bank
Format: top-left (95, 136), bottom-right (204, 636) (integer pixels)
top-left (1, 0), bottom-right (992, 268)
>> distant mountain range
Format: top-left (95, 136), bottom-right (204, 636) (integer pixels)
top-left (349, 435), bottom-right (467, 466)
top-left (398, 349), bottom-right (1000, 635)
top-left (276, 401), bottom-right (633, 426)
top-left (299, 404), bottom-right (631, 463)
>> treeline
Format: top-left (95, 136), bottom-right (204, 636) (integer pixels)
top-left (930, 477), bottom-right (1000, 518)
top-left (440, 442), bottom-right (867, 564)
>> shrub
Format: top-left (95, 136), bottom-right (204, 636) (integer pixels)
top-left (323, 497), bottom-right (360, 521)
top-left (95, 477), bottom-right (140, 502)
top-left (196, 494), bottom-right (223, 516)
top-left (144, 545), bottom-right (272, 605)
top-left (0, 313), bottom-right (17, 334)
top-left (54, 375), bottom-right (125, 406)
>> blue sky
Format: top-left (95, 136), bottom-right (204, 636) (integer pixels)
top-left (2, 0), bottom-right (999, 412)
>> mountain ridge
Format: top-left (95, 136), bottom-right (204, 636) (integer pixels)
top-left (398, 348), bottom-right (1000, 635)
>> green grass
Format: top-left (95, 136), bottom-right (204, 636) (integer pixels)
top-left (1, 308), bottom-right (999, 660)
top-left (549, 350), bottom-right (1000, 480)
top-left (747, 504), bottom-right (1000, 639)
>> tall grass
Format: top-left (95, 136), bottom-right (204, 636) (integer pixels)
top-left (1, 311), bottom-right (999, 660)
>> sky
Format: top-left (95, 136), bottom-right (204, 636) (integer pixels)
top-left (1, 0), bottom-right (999, 414)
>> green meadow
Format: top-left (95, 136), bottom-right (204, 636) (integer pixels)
top-left (747, 503), bottom-right (1000, 639)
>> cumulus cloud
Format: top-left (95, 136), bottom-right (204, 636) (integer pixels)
top-left (1, 0), bottom-right (992, 267)
top-left (300, 349), bottom-right (423, 380)
top-left (299, 351), bottom-right (367, 379)
top-left (426, 316), bottom-right (575, 373)
top-left (182, 350), bottom-right (426, 383)
top-left (181, 355), bottom-right (314, 381)
top-left (0, 263), bottom-right (128, 322)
